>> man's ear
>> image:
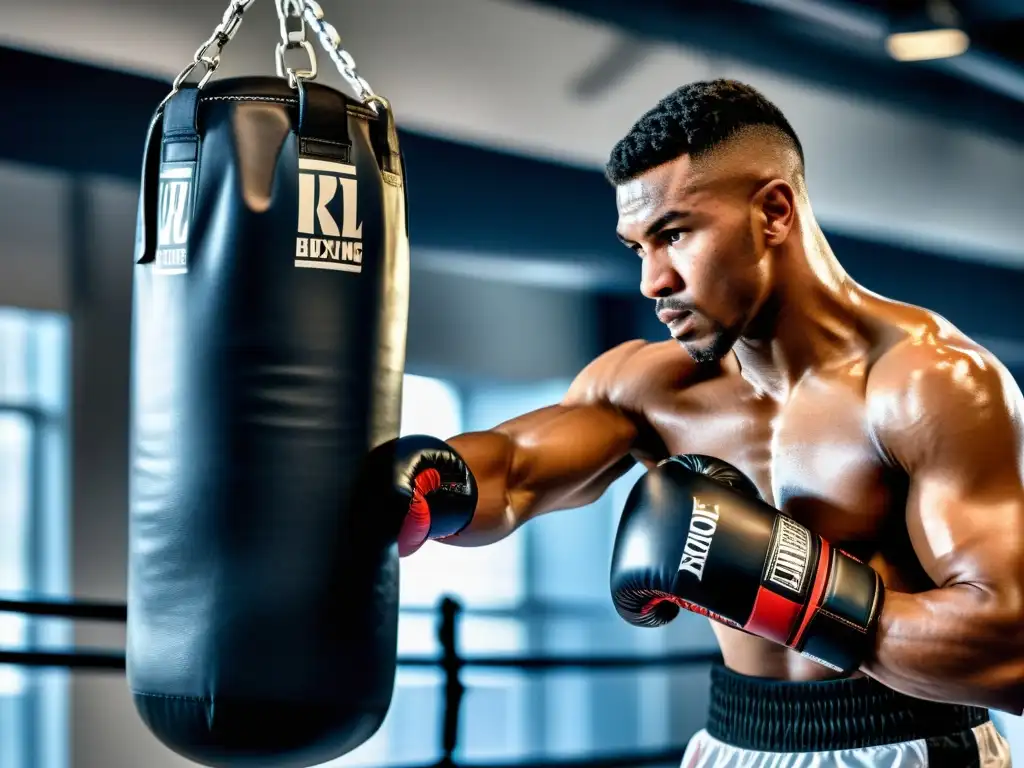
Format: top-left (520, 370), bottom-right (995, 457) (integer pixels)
top-left (754, 179), bottom-right (796, 246)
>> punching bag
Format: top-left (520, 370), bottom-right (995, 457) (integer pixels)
top-left (127, 2), bottom-right (409, 765)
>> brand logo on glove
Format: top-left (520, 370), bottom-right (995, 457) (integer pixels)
top-left (677, 499), bottom-right (720, 582)
top-left (765, 516), bottom-right (812, 595)
top-left (155, 163), bottom-right (193, 275)
top-left (295, 158), bottom-right (363, 273)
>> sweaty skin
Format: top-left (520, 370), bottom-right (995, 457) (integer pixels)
top-left (443, 130), bottom-right (1024, 714)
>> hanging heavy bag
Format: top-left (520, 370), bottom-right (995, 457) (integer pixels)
top-left (127, 1), bottom-right (410, 765)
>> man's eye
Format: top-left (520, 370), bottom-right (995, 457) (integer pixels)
top-left (666, 230), bottom-right (686, 245)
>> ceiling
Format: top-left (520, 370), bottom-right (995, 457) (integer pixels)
top-left (529, 0), bottom-right (1024, 136)
top-left (1, 0), bottom-right (1022, 272)
top-left (745, 0), bottom-right (1024, 72)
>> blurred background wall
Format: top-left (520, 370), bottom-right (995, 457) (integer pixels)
top-left (0, 0), bottom-right (1022, 766)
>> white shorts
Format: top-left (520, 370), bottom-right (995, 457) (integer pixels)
top-left (683, 666), bottom-right (1011, 767)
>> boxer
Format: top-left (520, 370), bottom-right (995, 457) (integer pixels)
top-left (371, 80), bottom-right (1023, 765)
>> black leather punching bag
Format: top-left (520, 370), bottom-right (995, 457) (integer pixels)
top-left (127, 61), bottom-right (409, 768)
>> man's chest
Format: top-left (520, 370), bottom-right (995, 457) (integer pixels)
top-left (644, 373), bottom-right (902, 548)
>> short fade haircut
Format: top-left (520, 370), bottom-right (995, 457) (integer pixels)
top-left (605, 79), bottom-right (805, 185)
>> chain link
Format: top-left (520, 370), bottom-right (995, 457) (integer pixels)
top-left (274, 0), bottom-right (318, 88)
top-left (162, 0), bottom-right (256, 108)
top-left (161, 0), bottom-right (381, 112)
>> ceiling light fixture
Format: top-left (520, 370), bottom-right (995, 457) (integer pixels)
top-left (885, 0), bottom-right (970, 62)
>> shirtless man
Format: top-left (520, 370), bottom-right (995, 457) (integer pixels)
top-left (375, 80), bottom-right (1024, 766)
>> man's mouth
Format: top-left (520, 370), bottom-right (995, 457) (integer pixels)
top-left (657, 308), bottom-right (690, 326)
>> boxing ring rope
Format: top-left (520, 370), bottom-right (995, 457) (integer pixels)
top-left (0, 594), bottom-right (718, 767)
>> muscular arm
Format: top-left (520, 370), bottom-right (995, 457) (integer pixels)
top-left (443, 341), bottom-right (656, 547)
top-left (862, 340), bottom-right (1024, 713)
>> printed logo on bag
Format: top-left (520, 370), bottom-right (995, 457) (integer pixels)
top-left (677, 499), bottom-right (720, 582)
top-left (155, 164), bottom-right (194, 275)
top-left (765, 515), bottom-right (811, 595)
top-left (295, 158), bottom-right (363, 273)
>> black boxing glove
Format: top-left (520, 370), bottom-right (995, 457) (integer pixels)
top-left (610, 454), bottom-right (884, 675)
top-left (360, 435), bottom-right (478, 557)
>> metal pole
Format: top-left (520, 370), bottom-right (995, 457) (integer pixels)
top-left (438, 596), bottom-right (465, 766)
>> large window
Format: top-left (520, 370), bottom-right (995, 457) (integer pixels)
top-left (0, 308), bottom-right (70, 768)
top-left (333, 373), bottom-right (530, 766)
top-left (328, 372), bottom-right (710, 767)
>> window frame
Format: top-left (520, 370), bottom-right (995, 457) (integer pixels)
top-left (0, 309), bottom-right (71, 768)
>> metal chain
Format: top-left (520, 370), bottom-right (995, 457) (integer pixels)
top-left (296, 0), bottom-right (383, 110)
top-left (161, 0), bottom-right (382, 112)
top-left (161, 0), bottom-right (256, 108)
top-left (274, 0), bottom-right (317, 88)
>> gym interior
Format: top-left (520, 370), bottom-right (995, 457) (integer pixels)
top-left (0, 1), bottom-right (1023, 766)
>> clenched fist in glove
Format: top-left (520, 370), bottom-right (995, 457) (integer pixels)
top-left (610, 454), bottom-right (884, 675)
top-left (359, 435), bottom-right (478, 557)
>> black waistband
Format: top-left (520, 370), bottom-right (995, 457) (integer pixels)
top-left (706, 665), bottom-right (990, 752)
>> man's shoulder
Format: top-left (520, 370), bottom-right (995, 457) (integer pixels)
top-left (867, 325), bottom-right (1005, 398)
top-left (864, 318), bottom-right (1016, 448)
top-left (564, 339), bottom-right (697, 409)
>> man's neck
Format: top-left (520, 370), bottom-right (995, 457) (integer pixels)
top-left (732, 237), bottom-right (863, 400)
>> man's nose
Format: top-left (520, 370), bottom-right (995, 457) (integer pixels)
top-left (639, 250), bottom-right (683, 299)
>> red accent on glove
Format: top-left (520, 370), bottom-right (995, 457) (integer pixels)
top-left (744, 586), bottom-right (803, 645)
top-left (397, 469), bottom-right (441, 557)
top-left (641, 595), bottom-right (743, 629)
top-left (790, 538), bottom-right (832, 648)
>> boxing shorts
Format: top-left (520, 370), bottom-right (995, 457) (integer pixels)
top-left (682, 665), bottom-right (1011, 767)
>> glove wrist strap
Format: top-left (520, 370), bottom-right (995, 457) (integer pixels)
top-left (790, 545), bottom-right (885, 674)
